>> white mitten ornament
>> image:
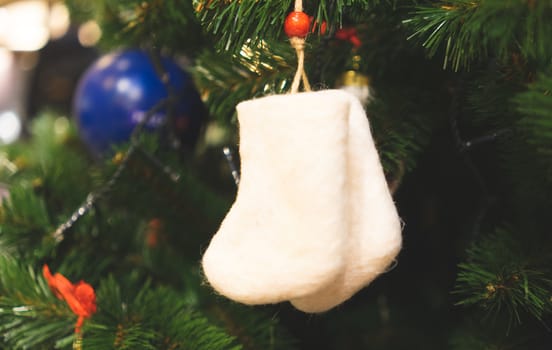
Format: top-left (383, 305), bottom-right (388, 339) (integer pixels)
top-left (290, 91), bottom-right (402, 313)
top-left (202, 0), bottom-right (401, 312)
top-left (202, 90), bottom-right (402, 311)
top-left (202, 91), bottom-right (351, 305)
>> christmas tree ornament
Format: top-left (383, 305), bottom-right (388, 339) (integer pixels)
top-left (334, 28), bottom-right (372, 105)
top-left (202, 91), bottom-right (350, 304)
top-left (335, 55), bottom-right (373, 105)
top-left (284, 11), bottom-right (311, 38)
top-left (43, 265), bottom-right (96, 334)
top-left (290, 91), bottom-right (402, 313)
top-left (73, 49), bottom-right (205, 155)
top-left (335, 27), bottom-right (362, 48)
top-left (202, 0), bottom-right (401, 311)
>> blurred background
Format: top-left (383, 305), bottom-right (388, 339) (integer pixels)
top-left (0, 0), bottom-right (99, 145)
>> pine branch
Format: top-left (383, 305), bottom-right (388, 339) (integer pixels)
top-left (0, 115), bottom-right (94, 260)
top-left (206, 302), bottom-right (298, 350)
top-left (193, 40), bottom-right (296, 122)
top-left (196, 0), bottom-right (376, 55)
top-left (367, 89), bottom-right (435, 174)
top-left (28, 116), bottom-right (93, 223)
top-left (450, 318), bottom-right (552, 350)
top-left (454, 228), bottom-right (552, 329)
top-left (514, 68), bottom-right (552, 181)
top-left (100, 134), bottom-right (231, 233)
top-left (83, 277), bottom-right (240, 350)
top-left (66, 0), bottom-right (206, 54)
top-left (0, 184), bottom-right (54, 258)
top-left (0, 257), bottom-right (75, 349)
top-left (456, 61), bottom-right (552, 212)
top-left (404, 0), bottom-right (552, 71)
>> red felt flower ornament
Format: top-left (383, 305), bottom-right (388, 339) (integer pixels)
top-left (43, 265), bottom-right (97, 333)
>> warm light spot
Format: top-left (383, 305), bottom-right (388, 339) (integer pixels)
top-left (0, 0), bottom-right (50, 51)
top-left (49, 2), bottom-right (70, 39)
top-left (54, 116), bottom-right (70, 137)
top-left (78, 20), bottom-right (102, 47)
top-left (0, 111), bottom-right (22, 144)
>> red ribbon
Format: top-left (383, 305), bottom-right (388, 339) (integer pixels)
top-left (335, 27), bottom-right (362, 48)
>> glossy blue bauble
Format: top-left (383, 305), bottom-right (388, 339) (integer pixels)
top-left (74, 49), bottom-right (205, 155)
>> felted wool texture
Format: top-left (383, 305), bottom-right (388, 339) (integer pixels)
top-left (202, 90), bottom-right (351, 305)
top-left (290, 91), bottom-right (403, 313)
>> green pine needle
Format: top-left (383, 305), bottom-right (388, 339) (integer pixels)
top-left (196, 0), bottom-right (375, 55)
top-left (0, 257), bottom-right (75, 349)
top-left (514, 68), bottom-right (552, 180)
top-left (453, 228), bottom-right (552, 329)
top-left (405, 0), bottom-right (552, 71)
top-left (83, 277), bottom-right (240, 350)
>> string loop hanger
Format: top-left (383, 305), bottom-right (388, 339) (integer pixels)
top-left (284, 0), bottom-right (312, 93)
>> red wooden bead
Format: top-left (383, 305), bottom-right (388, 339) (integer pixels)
top-left (284, 11), bottom-right (310, 38)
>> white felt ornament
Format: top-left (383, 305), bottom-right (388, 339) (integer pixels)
top-left (290, 91), bottom-right (402, 313)
top-left (202, 91), bottom-right (350, 304)
top-left (202, 0), bottom-right (401, 312)
top-left (202, 89), bottom-right (402, 311)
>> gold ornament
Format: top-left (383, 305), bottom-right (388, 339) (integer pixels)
top-left (32, 177), bottom-right (44, 190)
top-left (13, 156), bottom-right (28, 170)
top-left (335, 70), bottom-right (370, 88)
top-left (112, 152), bottom-right (124, 165)
top-left (336, 55), bottom-right (372, 105)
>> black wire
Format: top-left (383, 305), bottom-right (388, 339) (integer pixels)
top-left (135, 145), bottom-right (181, 183)
top-left (449, 85), bottom-right (490, 197)
top-left (52, 98), bottom-right (170, 242)
top-left (449, 81), bottom-right (496, 238)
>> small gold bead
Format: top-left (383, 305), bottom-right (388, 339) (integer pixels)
top-left (13, 156), bottom-right (28, 169)
top-left (32, 178), bottom-right (44, 189)
top-left (72, 334), bottom-right (82, 350)
top-left (112, 152), bottom-right (124, 165)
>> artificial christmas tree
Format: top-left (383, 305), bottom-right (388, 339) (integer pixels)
top-left (0, 0), bottom-right (551, 349)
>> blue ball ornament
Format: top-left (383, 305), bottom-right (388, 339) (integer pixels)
top-left (73, 49), bottom-right (205, 155)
